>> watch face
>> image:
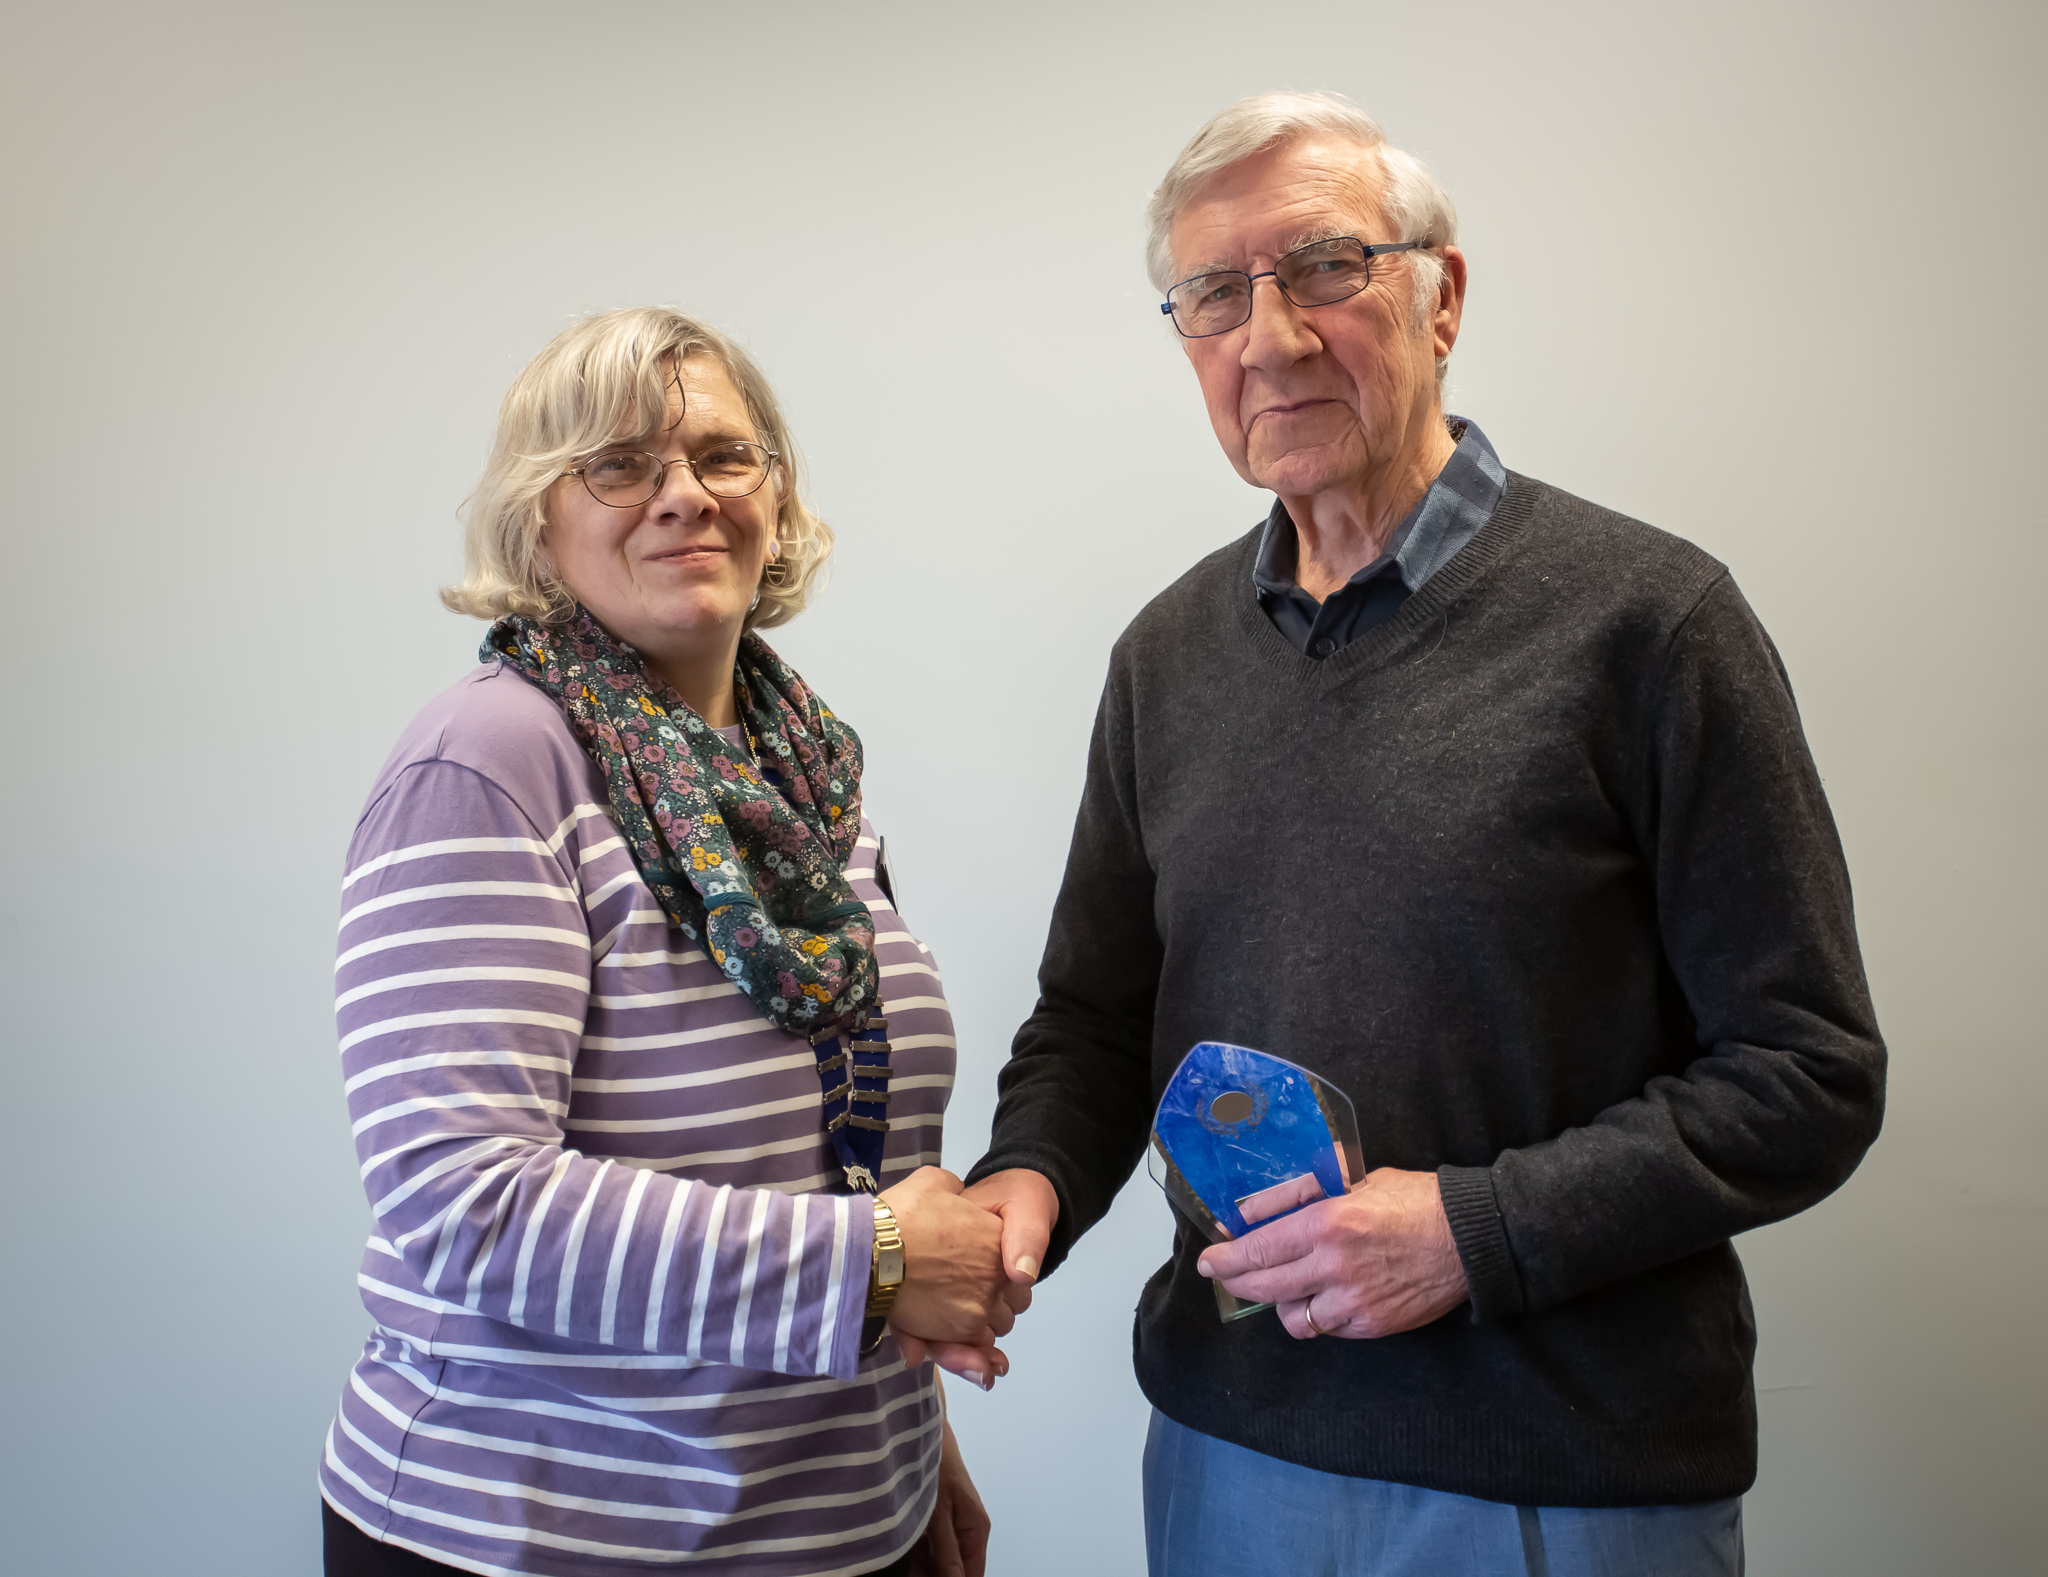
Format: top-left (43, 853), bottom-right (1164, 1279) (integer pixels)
top-left (877, 1242), bottom-right (905, 1287)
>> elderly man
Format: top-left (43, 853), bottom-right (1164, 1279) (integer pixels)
top-left (965, 92), bottom-right (1885, 1576)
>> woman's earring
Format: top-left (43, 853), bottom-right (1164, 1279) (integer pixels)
top-left (762, 540), bottom-right (790, 588)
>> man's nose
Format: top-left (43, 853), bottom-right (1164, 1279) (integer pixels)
top-left (1240, 275), bottom-right (1319, 371)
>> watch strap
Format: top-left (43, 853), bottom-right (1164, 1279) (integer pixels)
top-left (860, 1198), bottom-right (905, 1354)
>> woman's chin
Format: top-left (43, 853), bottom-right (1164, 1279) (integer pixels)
top-left (577, 588), bottom-right (751, 656)
top-left (644, 588), bottom-right (752, 640)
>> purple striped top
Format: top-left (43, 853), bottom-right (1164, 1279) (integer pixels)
top-left (318, 661), bottom-right (954, 1577)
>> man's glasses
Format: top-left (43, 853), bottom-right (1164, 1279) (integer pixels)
top-left (1160, 236), bottom-right (1428, 338)
top-left (563, 442), bottom-right (780, 506)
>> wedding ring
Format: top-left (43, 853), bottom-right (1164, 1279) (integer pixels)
top-left (1303, 1303), bottom-right (1325, 1338)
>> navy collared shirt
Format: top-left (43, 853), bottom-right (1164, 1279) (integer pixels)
top-left (1252, 416), bottom-right (1506, 658)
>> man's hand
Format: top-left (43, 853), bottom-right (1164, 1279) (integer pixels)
top-left (1196, 1167), bottom-right (1470, 1339)
top-left (961, 1168), bottom-right (1059, 1287)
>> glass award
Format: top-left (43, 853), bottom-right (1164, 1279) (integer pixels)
top-left (1147, 1042), bottom-right (1365, 1322)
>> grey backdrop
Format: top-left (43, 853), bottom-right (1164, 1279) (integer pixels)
top-left (2, 2), bottom-right (2042, 1573)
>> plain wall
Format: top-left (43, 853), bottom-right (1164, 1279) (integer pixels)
top-left (2, 2), bottom-right (2042, 1572)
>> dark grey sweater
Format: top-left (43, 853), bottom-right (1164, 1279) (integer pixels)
top-left (969, 473), bottom-right (1885, 1506)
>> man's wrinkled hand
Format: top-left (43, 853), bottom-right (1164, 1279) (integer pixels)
top-left (962, 1167), bottom-right (1059, 1288)
top-left (1195, 1167), bottom-right (1470, 1340)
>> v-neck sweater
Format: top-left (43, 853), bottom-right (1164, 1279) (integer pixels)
top-left (970, 472), bottom-right (1885, 1506)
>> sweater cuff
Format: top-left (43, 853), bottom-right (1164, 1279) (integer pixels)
top-left (1438, 1165), bottom-right (1524, 1322)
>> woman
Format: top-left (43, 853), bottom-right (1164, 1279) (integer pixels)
top-left (320, 307), bottom-right (1015, 1577)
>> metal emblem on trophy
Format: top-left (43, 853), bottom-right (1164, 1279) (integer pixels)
top-left (1147, 1042), bottom-right (1365, 1321)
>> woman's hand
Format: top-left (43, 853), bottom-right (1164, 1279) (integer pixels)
top-left (893, 1331), bottom-right (1010, 1392)
top-left (881, 1168), bottom-right (1020, 1355)
top-left (909, 1410), bottom-right (989, 1577)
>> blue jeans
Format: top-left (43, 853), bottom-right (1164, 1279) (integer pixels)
top-left (1142, 1412), bottom-right (1743, 1577)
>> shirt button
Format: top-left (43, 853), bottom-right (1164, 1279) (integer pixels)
top-left (1313, 637), bottom-right (1336, 657)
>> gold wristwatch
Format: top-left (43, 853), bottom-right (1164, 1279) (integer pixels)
top-left (861, 1198), bottom-right (905, 1354)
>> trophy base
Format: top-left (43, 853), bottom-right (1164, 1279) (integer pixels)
top-left (1214, 1282), bottom-right (1274, 1322)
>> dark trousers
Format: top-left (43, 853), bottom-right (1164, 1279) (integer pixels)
top-left (323, 1501), bottom-right (914, 1576)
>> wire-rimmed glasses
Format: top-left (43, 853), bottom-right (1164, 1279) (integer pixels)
top-left (564, 442), bottom-right (780, 506)
top-left (1160, 236), bottom-right (1428, 338)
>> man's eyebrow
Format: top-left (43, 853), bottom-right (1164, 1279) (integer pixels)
top-left (1175, 225), bottom-right (1358, 281)
top-left (1282, 225), bottom-right (1355, 251)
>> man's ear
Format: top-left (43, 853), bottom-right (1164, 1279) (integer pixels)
top-left (1431, 244), bottom-right (1469, 361)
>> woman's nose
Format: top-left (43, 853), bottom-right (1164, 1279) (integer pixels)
top-left (650, 458), bottom-right (717, 514)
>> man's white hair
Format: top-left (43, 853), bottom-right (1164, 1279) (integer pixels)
top-left (1145, 91), bottom-right (1460, 381)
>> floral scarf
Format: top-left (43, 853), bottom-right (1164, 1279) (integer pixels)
top-left (485, 609), bottom-right (879, 1037)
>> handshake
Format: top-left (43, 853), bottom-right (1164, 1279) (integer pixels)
top-left (873, 1166), bottom-right (1060, 1389)
top-left (876, 1161), bottom-right (1477, 1370)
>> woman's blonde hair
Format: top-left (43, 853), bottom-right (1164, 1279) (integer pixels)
top-left (442, 306), bottom-right (832, 629)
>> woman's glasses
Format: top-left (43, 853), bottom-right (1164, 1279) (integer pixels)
top-left (564, 442), bottom-right (779, 506)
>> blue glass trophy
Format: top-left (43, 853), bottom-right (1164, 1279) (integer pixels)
top-left (1148, 1042), bottom-right (1365, 1321)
